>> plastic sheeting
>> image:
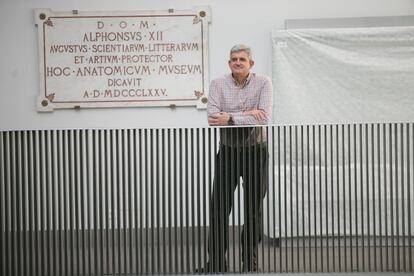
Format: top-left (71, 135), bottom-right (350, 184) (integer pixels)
top-left (268, 26), bottom-right (414, 237)
top-left (272, 26), bottom-right (414, 125)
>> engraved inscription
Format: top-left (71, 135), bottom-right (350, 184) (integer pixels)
top-left (36, 9), bottom-right (210, 110)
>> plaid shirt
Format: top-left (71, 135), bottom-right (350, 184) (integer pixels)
top-left (207, 73), bottom-right (273, 146)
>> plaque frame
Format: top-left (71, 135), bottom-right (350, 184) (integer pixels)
top-left (34, 7), bottom-right (211, 111)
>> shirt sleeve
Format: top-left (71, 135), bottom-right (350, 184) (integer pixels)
top-left (232, 76), bottom-right (273, 125)
top-left (206, 80), bottom-right (222, 118)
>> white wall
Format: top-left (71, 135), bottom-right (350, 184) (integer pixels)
top-left (1, 0), bottom-right (414, 130)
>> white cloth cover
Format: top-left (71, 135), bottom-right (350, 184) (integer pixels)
top-left (266, 26), bottom-right (414, 237)
top-left (272, 26), bottom-right (414, 125)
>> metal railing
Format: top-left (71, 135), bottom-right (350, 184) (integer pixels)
top-left (0, 123), bottom-right (413, 275)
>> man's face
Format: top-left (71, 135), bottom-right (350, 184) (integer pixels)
top-left (228, 51), bottom-right (254, 77)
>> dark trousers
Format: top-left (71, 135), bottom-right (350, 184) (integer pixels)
top-left (207, 143), bottom-right (268, 272)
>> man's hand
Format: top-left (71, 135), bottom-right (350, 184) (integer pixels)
top-left (243, 109), bottom-right (267, 120)
top-left (208, 112), bottom-right (231, 126)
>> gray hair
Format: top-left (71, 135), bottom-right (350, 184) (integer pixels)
top-left (230, 44), bottom-right (253, 60)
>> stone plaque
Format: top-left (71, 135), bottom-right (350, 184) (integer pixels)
top-left (34, 8), bottom-right (211, 111)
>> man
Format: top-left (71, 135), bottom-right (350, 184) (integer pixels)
top-left (204, 44), bottom-right (273, 272)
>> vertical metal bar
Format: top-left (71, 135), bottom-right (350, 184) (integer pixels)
top-left (16, 132), bottom-right (22, 276)
top-left (117, 130), bottom-right (122, 275)
top-left (179, 128), bottom-right (184, 273)
top-left (397, 122), bottom-right (402, 271)
top-left (147, 129), bottom-right (157, 273)
top-left (13, 131), bottom-right (20, 276)
top-left (73, 130), bottom-right (81, 275)
top-left (205, 127), bottom-right (210, 273)
top-left (366, 124), bottom-right (371, 271)
top-left (133, 129), bottom-right (138, 274)
top-left (278, 126), bottom-right (282, 273)
top-left (154, 129), bottom-right (160, 274)
top-left (190, 129), bottom-right (196, 273)
top-left (306, 125), bottom-right (311, 272)
top-left (390, 124), bottom-right (395, 271)
top-left (0, 132), bottom-right (4, 276)
top-left (289, 126), bottom-right (293, 271)
top-left (80, 130), bottom-right (86, 275)
top-left (9, 132), bottom-right (15, 276)
top-left (40, 131), bottom-right (47, 276)
top-left (110, 129), bottom-right (116, 275)
top-left (57, 130), bottom-right (63, 276)
top-left (100, 129), bottom-right (105, 275)
top-left (185, 128), bottom-right (190, 274)
top-left (384, 124), bottom-right (389, 271)
top-left (371, 124), bottom-right (377, 271)
top-left (75, 130), bottom-right (81, 276)
top-left (212, 127), bottom-right (219, 273)
top-left (254, 128), bottom-right (260, 272)
top-left (86, 130), bottom-right (91, 275)
top-left (354, 124), bottom-right (359, 271)
top-left (117, 129), bottom-right (122, 275)
top-left (167, 129), bottom-right (172, 274)
top-left (6, 132), bottom-right (12, 276)
top-left (62, 130), bottom-right (68, 276)
top-left (120, 130), bottom-right (125, 275)
top-left (318, 125), bottom-right (323, 271)
top-left (407, 123), bottom-right (413, 272)
top-left (196, 128), bottom-right (201, 273)
top-left (7, 131), bottom-right (13, 275)
top-left (394, 123), bottom-right (399, 270)
top-left (325, 125), bottom-right (329, 272)
top-left (283, 126), bottom-right (288, 271)
top-left (126, 129), bottom-right (132, 275)
top-left (400, 123), bottom-right (406, 272)
top-left (312, 125), bottom-right (317, 272)
top-left (104, 130), bottom-right (110, 275)
top-left (202, 128), bottom-right (207, 273)
top-left (358, 124), bottom-right (364, 270)
top-left (330, 125), bottom-right (335, 272)
top-left (124, 129), bottom-right (130, 275)
top-left (335, 125), bottom-right (340, 272)
top-left (92, 130), bottom-right (98, 276)
top-left (138, 129), bottom-right (144, 274)
top-left (173, 128), bottom-right (178, 273)
top-left (161, 129), bottom-right (166, 274)
top-left (97, 130), bottom-right (105, 275)
top-left (69, 130), bottom-right (76, 276)
top-left (4, 132), bottom-right (10, 276)
top-left (348, 124), bottom-right (353, 271)
top-left (267, 126), bottom-right (272, 273)
top-left (299, 126), bottom-right (304, 272)
top-left (396, 123), bottom-right (402, 271)
top-left (76, 130), bottom-right (82, 276)
top-left (295, 126), bottom-right (299, 271)
top-left (26, 131), bottom-right (33, 276)
top-left (100, 130), bottom-right (105, 275)
top-left (271, 126), bottom-right (277, 273)
top-left (360, 124), bottom-right (365, 272)
top-left (50, 131), bottom-right (57, 276)
top-left (341, 125), bottom-right (346, 272)
top-left (146, 128), bottom-right (151, 274)
top-left (183, 128), bottom-right (189, 273)
top-left (20, 131), bottom-right (27, 275)
top-left (377, 124), bottom-right (382, 272)
top-left (82, 130), bottom-right (87, 275)
top-left (185, 128), bottom-right (191, 274)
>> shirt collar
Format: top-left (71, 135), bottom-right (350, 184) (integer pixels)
top-left (231, 73), bottom-right (253, 88)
